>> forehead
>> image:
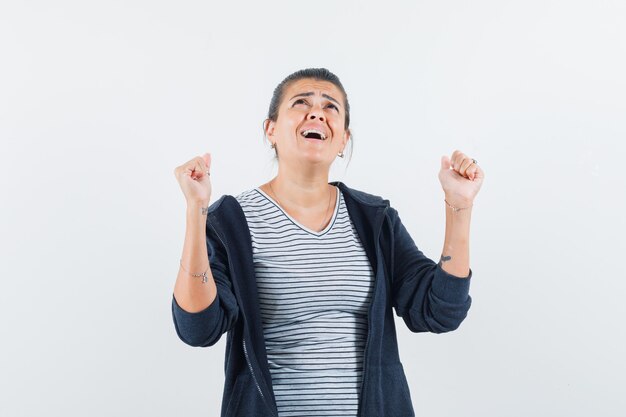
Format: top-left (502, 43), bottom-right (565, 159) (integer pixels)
top-left (283, 78), bottom-right (343, 103)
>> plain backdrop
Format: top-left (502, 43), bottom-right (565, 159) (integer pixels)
top-left (1, 1), bottom-right (625, 416)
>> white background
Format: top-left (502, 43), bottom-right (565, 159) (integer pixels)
top-left (2, 1), bottom-right (625, 416)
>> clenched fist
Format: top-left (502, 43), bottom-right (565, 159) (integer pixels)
top-left (438, 150), bottom-right (484, 208)
top-left (174, 153), bottom-right (212, 205)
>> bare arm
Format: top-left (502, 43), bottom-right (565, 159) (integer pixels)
top-left (437, 150), bottom-right (484, 278)
top-left (438, 201), bottom-right (472, 278)
top-left (172, 152), bottom-right (217, 313)
top-left (173, 200), bottom-right (218, 312)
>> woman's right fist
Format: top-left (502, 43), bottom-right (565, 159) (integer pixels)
top-left (174, 153), bottom-right (212, 204)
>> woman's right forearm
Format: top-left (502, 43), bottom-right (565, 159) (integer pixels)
top-left (173, 200), bottom-right (218, 313)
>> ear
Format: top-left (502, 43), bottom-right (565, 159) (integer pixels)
top-left (343, 129), bottom-right (351, 147)
top-left (265, 119), bottom-right (275, 137)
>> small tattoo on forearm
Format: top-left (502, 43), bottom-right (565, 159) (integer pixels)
top-left (438, 255), bottom-right (452, 266)
top-left (201, 207), bottom-right (209, 215)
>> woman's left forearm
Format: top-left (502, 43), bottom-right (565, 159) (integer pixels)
top-left (438, 199), bottom-right (472, 278)
top-left (436, 149), bottom-right (484, 277)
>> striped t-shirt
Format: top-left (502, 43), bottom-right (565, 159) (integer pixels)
top-left (235, 186), bottom-right (375, 417)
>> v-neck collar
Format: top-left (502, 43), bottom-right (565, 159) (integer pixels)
top-left (254, 185), bottom-right (341, 237)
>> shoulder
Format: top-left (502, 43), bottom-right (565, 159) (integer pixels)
top-left (206, 188), bottom-right (256, 215)
top-left (334, 181), bottom-right (390, 208)
top-left (234, 188), bottom-right (261, 207)
top-left (205, 194), bottom-right (244, 221)
top-left (204, 193), bottom-right (251, 245)
top-left (334, 181), bottom-right (403, 227)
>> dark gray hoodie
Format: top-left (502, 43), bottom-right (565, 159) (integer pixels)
top-left (172, 181), bottom-right (472, 416)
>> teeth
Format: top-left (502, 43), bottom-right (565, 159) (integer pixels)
top-left (301, 129), bottom-right (326, 140)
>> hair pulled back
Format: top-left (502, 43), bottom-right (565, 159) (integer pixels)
top-left (264, 68), bottom-right (353, 163)
top-left (266, 68), bottom-right (350, 129)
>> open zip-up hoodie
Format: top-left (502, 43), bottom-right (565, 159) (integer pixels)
top-left (172, 181), bottom-right (472, 416)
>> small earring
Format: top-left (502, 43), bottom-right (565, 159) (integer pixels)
top-left (337, 150), bottom-right (344, 158)
top-left (270, 143), bottom-right (276, 149)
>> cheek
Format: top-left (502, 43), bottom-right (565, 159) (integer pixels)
top-left (280, 111), bottom-right (302, 129)
top-left (275, 120), bottom-right (298, 136)
top-left (330, 121), bottom-right (344, 136)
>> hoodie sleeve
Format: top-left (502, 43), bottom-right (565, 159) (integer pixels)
top-left (171, 216), bottom-right (239, 347)
top-left (387, 207), bottom-right (472, 333)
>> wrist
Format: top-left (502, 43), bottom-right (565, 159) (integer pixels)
top-left (444, 198), bottom-right (473, 212)
top-left (443, 193), bottom-right (472, 207)
top-left (186, 199), bottom-right (210, 215)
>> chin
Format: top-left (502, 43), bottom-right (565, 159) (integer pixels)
top-left (296, 153), bottom-right (333, 166)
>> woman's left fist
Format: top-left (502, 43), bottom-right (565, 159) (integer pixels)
top-left (438, 150), bottom-right (484, 207)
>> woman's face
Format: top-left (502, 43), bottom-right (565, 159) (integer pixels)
top-left (266, 78), bottom-right (350, 167)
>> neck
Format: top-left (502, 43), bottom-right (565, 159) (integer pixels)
top-left (271, 162), bottom-right (332, 209)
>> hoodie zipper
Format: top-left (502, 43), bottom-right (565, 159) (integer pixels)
top-left (209, 220), bottom-right (277, 416)
top-left (357, 206), bottom-right (388, 417)
top-left (243, 339), bottom-right (265, 399)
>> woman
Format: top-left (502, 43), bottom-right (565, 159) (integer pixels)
top-left (172, 68), bottom-right (484, 417)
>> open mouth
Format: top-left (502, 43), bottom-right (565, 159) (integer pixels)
top-left (300, 129), bottom-right (327, 140)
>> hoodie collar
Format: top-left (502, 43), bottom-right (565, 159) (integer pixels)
top-left (331, 181), bottom-right (390, 208)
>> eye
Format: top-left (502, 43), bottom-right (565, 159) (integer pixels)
top-left (293, 99), bottom-right (308, 106)
top-left (326, 103), bottom-right (338, 111)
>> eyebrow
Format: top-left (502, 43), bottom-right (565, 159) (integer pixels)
top-left (289, 92), bottom-right (341, 107)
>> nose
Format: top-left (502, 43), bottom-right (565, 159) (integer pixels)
top-left (307, 104), bottom-right (325, 122)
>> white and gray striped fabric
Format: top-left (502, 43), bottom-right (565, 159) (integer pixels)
top-left (235, 186), bottom-right (375, 417)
